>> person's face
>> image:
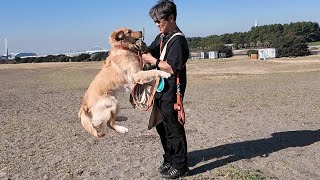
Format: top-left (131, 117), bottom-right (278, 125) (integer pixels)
top-left (154, 15), bottom-right (175, 34)
top-left (154, 18), bottom-right (168, 34)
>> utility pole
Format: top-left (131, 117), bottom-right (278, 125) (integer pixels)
top-left (4, 38), bottom-right (8, 60)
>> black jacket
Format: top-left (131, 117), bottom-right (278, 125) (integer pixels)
top-left (148, 27), bottom-right (189, 102)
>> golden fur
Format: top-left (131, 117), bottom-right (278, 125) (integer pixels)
top-left (78, 27), bottom-right (170, 138)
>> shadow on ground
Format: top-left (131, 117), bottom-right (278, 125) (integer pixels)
top-left (188, 129), bottom-right (320, 176)
top-left (116, 116), bottom-right (128, 122)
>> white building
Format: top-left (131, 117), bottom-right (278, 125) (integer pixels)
top-left (208, 51), bottom-right (218, 59)
top-left (200, 52), bottom-right (208, 59)
top-left (258, 48), bottom-right (276, 60)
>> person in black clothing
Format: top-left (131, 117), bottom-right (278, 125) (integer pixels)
top-left (142, 0), bottom-right (189, 179)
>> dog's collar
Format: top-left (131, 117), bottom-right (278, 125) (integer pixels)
top-left (113, 45), bottom-right (139, 54)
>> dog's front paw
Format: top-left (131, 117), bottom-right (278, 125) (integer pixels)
top-left (159, 71), bottom-right (171, 79)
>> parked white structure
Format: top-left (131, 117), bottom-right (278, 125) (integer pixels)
top-left (208, 51), bottom-right (218, 59)
top-left (258, 48), bottom-right (276, 60)
top-left (200, 52), bottom-right (208, 59)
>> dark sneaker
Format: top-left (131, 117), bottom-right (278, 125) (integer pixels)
top-left (161, 166), bottom-right (189, 179)
top-left (158, 162), bottom-right (171, 174)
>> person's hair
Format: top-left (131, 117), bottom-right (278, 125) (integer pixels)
top-left (149, 0), bottom-right (177, 22)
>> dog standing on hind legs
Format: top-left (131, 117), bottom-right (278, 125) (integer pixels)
top-left (78, 27), bottom-right (171, 138)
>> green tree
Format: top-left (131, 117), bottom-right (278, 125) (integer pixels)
top-left (209, 44), bottom-right (233, 58)
top-left (273, 35), bottom-right (310, 57)
top-left (91, 52), bottom-right (108, 61)
top-left (13, 57), bottom-right (21, 64)
top-left (186, 21), bottom-right (320, 58)
top-left (34, 57), bottom-right (44, 63)
top-left (57, 55), bottom-right (68, 62)
top-left (75, 54), bottom-right (90, 62)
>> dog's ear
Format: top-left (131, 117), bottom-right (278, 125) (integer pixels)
top-left (115, 30), bottom-right (125, 41)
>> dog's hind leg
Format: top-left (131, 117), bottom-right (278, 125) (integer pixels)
top-left (107, 104), bottom-right (128, 133)
top-left (90, 98), bottom-right (117, 137)
top-left (107, 118), bottom-right (129, 133)
top-left (92, 97), bottom-right (128, 134)
top-left (80, 112), bottom-right (105, 138)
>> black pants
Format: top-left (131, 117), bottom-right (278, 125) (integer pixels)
top-left (155, 99), bottom-right (188, 170)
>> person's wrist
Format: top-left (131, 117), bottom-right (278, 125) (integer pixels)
top-left (155, 59), bottom-right (161, 68)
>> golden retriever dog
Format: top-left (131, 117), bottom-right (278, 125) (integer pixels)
top-left (78, 27), bottom-right (170, 138)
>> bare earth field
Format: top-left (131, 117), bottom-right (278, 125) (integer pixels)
top-left (1, 55), bottom-right (320, 180)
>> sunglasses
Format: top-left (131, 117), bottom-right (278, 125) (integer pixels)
top-left (154, 19), bottom-right (166, 24)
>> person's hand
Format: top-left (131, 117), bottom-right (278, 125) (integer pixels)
top-left (142, 53), bottom-right (156, 65)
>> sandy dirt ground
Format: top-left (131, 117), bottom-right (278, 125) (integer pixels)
top-left (0, 55), bottom-right (320, 180)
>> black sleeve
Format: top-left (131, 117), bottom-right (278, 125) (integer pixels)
top-left (165, 36), bottom-right (189, 74)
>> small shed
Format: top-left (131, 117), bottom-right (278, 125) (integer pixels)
top-left (190, 52), bottom-right (201, 60)
top-left (200, 52), bottom-right (209, 59)
top-left (208, 51), bottom-right (218, 59)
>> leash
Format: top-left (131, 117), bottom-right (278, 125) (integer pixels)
top-left (174, 72), bottom-right (186, 125)
top-left (159, 32), bottom-right (186, 125)
top-left (130, 34), bottom-right (160, 111)
top-left (130, 32), bottom-right (187, 126)
top-left (130, 49), bottom-right (160, 111)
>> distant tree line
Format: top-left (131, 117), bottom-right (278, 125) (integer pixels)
top-left (187, 21), bottom-right (320, 57)
top-left (6, 52), bottom-right (109, 64)
top-left (3, 21), bottom-right (319, 64)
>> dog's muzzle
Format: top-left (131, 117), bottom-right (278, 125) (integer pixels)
top-left (134, 38), bottom-right (148, 54)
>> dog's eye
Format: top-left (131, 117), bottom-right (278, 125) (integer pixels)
top-left (127, 30), bottom-right (132, 34)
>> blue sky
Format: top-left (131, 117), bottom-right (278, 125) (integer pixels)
top-left (1, 0), bottom-right (320, 55)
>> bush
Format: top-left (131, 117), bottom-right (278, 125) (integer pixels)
top-left (34, 57), bottom-right (43, 63)
top-left (217, 45), bottom-right (233, 58)
top-left (68, 57), bottom-right (74, 62)
top-left (57, 55), bottom-right (68, 62)
top-left (208, 44), bottom-right (233, 58)
top-left (247, 50), bottom-right (258, 57)
top-left (43, 55), bottom-right (56, 62)
top-left (6, 60), bottom-right (16, 64)
top-left (20, 58), bottom-right (28, 63)
top-left (13, 57), bottom-right (21, 64)
top-left (74, 54), bottom-right (90, 62)
top-left (91, 52), bottom-right (108, 61)
top-left (27, 57), bottom-right (36, 63)
top-left (0, 59), bottom-right (6, 64)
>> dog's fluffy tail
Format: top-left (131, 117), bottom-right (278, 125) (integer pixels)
top-left (78, 103), bottom-right (90, 118)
